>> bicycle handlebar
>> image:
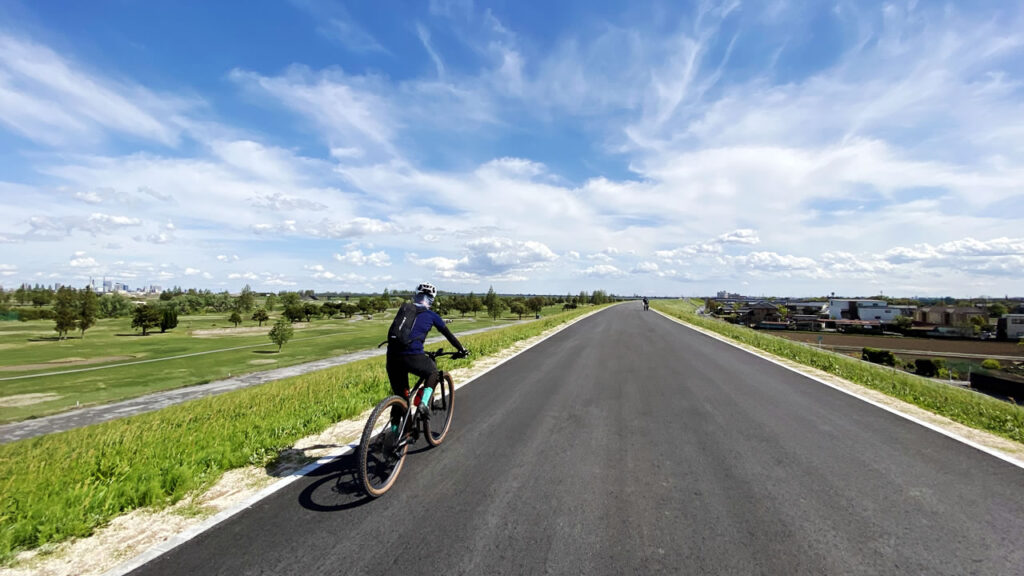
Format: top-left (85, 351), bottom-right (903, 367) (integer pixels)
top-left (427, 348), bottom-right (470, 360)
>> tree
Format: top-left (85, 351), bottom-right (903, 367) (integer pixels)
top-left (77, 286), bottom-right (99, 337)
top-left (268, 318), bottom-right (294, 352)
top-left (894, 315), bottom-right (913, 331)
top-left (485, 288), bottom-right (508, 320)
top-left (452, 295), bottom-right (471, 317)
top-left (433, 295), bottom-right (451, 316)
top-left (229, 311), bottom-right (242, 327)
top-left (237, 284), bottom-right (256, 312)
top-left (339, 302), bottom-right (358, 318)
top-left (98, 293), bottom-right (132, 318)
top-left (211, 291), bottom-right (232, 312)
top-left (252, 308), bottom-right (269, 326)
top-left (131, 304), bottom-right (161, 336)
top-left (526, 296), bottom-right (546, 317)
top-left (31, 287), bottom-right (53, 307)
top-left (159, 306), bottom-right (178, 333)
top-left (52, 286), bottom-right (78, 340)
top-left (467, 292), bottom-right (482, 317)
top-left (264, 293), bottom-right (278, 312)
top-left (484, 286), bottom-right (499, 312)
top-left (283, 304), bottom-right (305, 323)
top-left (357, 297), bottom-right (372, 315)
top-left (280, 291), bottom-right (301, 309)
top-left (14, 285), bottom-right (28, 305)
top-left (509, 301), bottom-right (526, 320)
top-left (988, 303), bottom-right (1008, 318)
top-left (302, 302), bottom-right (320, 322)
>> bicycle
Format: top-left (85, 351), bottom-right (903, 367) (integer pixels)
top-left (357, 348), bottom-right (463, 497)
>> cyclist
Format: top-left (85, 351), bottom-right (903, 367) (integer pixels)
top-left (386, 282), bottom-right (468, 427)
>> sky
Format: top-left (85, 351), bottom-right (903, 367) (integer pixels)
top-left (1, 0), bottom-right (1023, 298)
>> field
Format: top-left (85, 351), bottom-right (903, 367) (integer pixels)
top-left (772, 331), bottom-right (1024, 359)
top-left (0, 307), bottom-right (554, 424)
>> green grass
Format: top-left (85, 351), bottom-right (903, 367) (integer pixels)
top-left (0, 308), bottom-right (555, 424)
top-left (652, 299), bottom-right (1024, 445)
top-left (0, 304), bottom-right (605, 564)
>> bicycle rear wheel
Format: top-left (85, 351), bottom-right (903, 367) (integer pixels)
top-left (357, 395), bottom-right (409, 497)
top-left (424, 372), bottom-right (455, 446)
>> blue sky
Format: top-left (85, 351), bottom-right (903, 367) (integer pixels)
top-left (1, 0), bottom-right (1023, 297)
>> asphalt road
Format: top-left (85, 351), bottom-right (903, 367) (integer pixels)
top-left (129, 304), bottom-right (1024, 575)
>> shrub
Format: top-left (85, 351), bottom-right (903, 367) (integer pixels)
top-left (914, 358), bottom-right (945, 377)
top-left (861, 347), bottom-right (896, 366)
top-left (15, 308), bottom-right (55, 322)
top-left (981, 359), bottom-right (1002, 370)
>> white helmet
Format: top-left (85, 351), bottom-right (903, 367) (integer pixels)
top-left (416, 282), bottom-right (437, 298)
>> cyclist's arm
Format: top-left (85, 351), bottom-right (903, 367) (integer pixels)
top-left (432, 314), bottom-right (466, 352)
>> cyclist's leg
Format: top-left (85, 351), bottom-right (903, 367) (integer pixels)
top-left (385, 352), bottom-right (410, 429)
top-left (403, 354), bottom-right (438, 413)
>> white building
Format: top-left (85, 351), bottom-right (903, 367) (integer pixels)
top-left (827, 299), bottom-right (913, 324)
top-left (1003, 314), bottom-right (1024, 340)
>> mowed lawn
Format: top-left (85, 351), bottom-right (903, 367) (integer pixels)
top-left (0, 309), bottom-right (529, 424)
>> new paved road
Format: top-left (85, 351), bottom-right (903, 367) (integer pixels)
top-left (129, 304), bottom-right (1024, 575)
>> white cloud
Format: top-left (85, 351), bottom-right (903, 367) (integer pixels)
top-left (184, 267), bottom-right (201, 276)
top-left (334, 249), bottom-right (391, 267)
top-left (217, 254), bottom-right (240, 262)
top-left (73, 190), bottom-right (102, 204)
top-left (0, 263), bottom-right (17, 276)
top-left (312, 217), bottom-right (399, 238)
top-left (69, 256), bottom-right (98, 268)
top-left (581, 264), bottom-right (624, 278)
top-left (250, 192), bottom-right (327, 212)
top-left (0, 33), bottom-right (191, 147)
top-left (633, 262), bottom-right (659, 273)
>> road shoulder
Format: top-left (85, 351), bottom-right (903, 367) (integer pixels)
top-left (656, 310), bottom-right (1024, 467)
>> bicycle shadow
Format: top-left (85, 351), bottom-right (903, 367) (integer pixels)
top-left (295, 441), bottom-right (435, 512)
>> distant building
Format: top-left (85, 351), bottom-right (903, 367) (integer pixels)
top-left (103, 279), bottom-right (113, 293)
top-left (916, 306), bottom-right (987, 328)
top-left (999, 314), bottom-right (1024, 340)
top-left (827, 299), bottom-right (912, 324)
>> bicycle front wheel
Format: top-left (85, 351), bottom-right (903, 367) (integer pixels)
top-left (424, 372), bottom-right (455, 446)
top-left (357, 395), bottom-right (409, 497)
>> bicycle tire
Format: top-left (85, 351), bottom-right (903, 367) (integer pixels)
top-left (424, 372), bottom-right (455, 446)
top-left (357, 395), bottom-right (409, 497)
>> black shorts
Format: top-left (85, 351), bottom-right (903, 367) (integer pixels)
top-left (386, 352), bottom-right (438, 397)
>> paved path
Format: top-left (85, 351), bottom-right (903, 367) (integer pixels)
top-left (128, 304), bottom-right (1024, 575)
top-left (0, 325), bottom-right (507, 444)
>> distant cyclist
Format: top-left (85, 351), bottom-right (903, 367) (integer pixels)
top-left (386, 282), bottom-right (468, 425)
top-left (642, 296), bottom-right (649, 311)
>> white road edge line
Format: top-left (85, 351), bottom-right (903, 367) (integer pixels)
top-left (103, 306), bottom-right (610, 576)
top-left (654, 309), bottom-right (1024, 471)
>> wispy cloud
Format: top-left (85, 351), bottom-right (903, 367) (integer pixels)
top-left (0, 33), bottom-right (193, 147)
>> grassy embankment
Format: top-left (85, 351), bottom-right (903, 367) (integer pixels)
top-left (0, 308), bottom-right (548, 424)
top-left (0, 304), bottom-right (605, 564)
top-left (652, 299), bottom-right (1024, 444)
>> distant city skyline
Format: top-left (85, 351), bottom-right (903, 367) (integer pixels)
top-left (1, 1), bottom-right (1022, 297)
